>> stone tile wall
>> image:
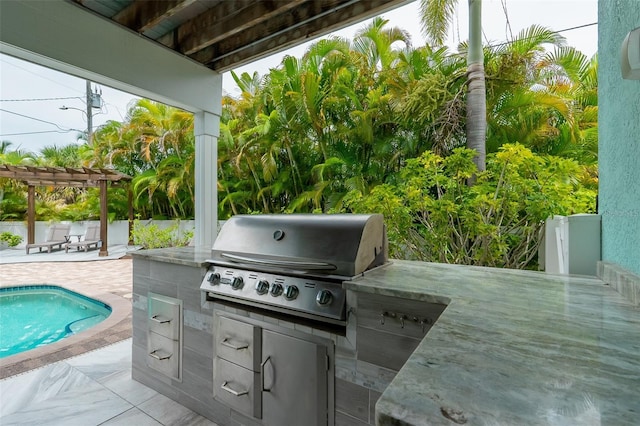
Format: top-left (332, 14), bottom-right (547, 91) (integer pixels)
top-left (598, 261), bottom-right (640, 307)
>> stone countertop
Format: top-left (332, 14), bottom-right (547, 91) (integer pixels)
top-left (345, 260), bottom-right (640, 426)
top-left (130, 246), bottom-right (211, 267)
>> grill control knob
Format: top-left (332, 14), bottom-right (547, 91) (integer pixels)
top-left (270, 283), bottom-right (283, 297)
top-left (255, 280), bottom-right (270, 295)
top-left (207, 272), bottom-right (221, 285)
top-left (316, 290), bottom-right (333, 306)
top-left (283, 285), bottom-right (299, 300)
top-left (231, 276), bottom-right (244, 290)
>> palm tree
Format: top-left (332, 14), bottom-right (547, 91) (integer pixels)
top-left (482, 25), bottom-right (568, 153)
top-left (0, 141), bottom-right (36, 166)
top-left (390, 44), bottom-right (467, 157)
top-left (420, 0), bottom-right (486, 172)
top-left (37, 144), bottom-right (83, 167)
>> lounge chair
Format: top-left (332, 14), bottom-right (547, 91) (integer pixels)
top-left (65, 224), bottom-right (101, 253)
top-left (26, 224), bottom-right (71, 254)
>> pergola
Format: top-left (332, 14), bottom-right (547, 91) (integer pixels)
top-left (0, 165), bottom-right (132, 257)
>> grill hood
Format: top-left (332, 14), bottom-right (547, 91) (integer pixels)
top-left (210, 214), bottom-right (387, 278)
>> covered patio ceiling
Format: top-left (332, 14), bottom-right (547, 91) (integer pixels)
top-left (0, 165), bottom-right (132, 257)
top-left (72, 0), bottom-right (414, 72)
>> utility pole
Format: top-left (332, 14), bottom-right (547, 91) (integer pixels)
top-left (60, 80), bottom-right (101, 143)
top-left (86, 80), bottom-right (93, 144)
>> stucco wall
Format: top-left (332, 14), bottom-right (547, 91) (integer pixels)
top-left (598, 1), bottom-right (640, 276)
top-left (0, 220), bottom-right (196, 247)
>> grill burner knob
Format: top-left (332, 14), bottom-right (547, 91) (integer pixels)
top-left (316, 290), bottom-right (333, 306)
top-left (255, 280), bottom-right (270, 295)
top-left (270, 283), bottom-right (283, 297)
top-left (231, 276), bottom-right (244, 290)
top-left (283, 285), bottom-right (299, 300)
top-left (207, 272), bottom-right (221, 285)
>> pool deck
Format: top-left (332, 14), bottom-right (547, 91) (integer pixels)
top-left (0, 250), bottom-right (134, 379)
top-left (0, 246), bottom-right (219, 425)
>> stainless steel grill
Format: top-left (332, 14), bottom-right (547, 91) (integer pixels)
top-left (200, 214), bottom-right (388, 324)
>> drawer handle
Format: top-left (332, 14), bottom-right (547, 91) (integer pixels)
top-left (221, 338), bottom-right (249, 350)
top-left (261, 356), bottom-right (272, 392)
top-left (149, 349), bottom-right (172, 360)
top-left (400, 314), bottom-right (407, 328)
top-left (221, 381), bottom-right (249, 396)
top-left (150, 315), bottom-right (171, 324)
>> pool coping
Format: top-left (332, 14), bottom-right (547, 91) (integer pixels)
top-left (0, 288), bottom-right (131, 380)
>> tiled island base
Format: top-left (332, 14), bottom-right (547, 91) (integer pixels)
top-left (130, 250), bottom-right (420, 426)
top-left (131, 248), bottom-right (640, 426)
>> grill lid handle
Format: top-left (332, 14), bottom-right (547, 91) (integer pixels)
top-left (220, 253), bottom-right (337, 271)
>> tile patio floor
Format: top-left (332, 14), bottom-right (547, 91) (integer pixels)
top-left (0, 251), bottom-right (218, 425)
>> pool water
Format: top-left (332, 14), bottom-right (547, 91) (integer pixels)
top-left (0, 285), bottom-right (112, 358)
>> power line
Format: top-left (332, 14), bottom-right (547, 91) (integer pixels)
top-left (0, 108), bottom-right (80, 133)
top-left (486, 22), bottom-right (598, 50)
top-left (447, 22), bottom-right (598, 57)
top-left (501, 0), bottom-right (514, 41)
top-left (554, 22), bottom-right (598, 34)
top-left (0, 130), bottom-right (78, 136)
top-left (0, 96), bottom-right (82, 102)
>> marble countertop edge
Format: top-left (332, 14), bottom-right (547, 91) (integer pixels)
top-left (348, 260), bottom-right (640, 426)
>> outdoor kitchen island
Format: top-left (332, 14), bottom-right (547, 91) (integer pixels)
top-left (131, 248), bottom-right (640, 426)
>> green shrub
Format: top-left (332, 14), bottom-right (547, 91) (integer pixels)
top-left (342, 144), bottom-right (596, 269)
top-left (0, 231), bottom-right (23, 247)
top-left (132, 220), bottom-right (193, 249)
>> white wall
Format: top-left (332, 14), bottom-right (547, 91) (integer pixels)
top-left (0, 220), bottom-right (196, 247)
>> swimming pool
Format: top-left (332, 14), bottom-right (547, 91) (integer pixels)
top-left (0, 285), bottom-right (112, 358)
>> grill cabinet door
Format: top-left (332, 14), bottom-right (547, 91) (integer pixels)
top-left (261, 329), bottom-right (328, 426)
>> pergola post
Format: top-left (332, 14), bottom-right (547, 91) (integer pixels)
top-left (27, 185), bottom-right (35, 244)
top-left (99, 179), bottom-right (108, 257)
top-left (128, 184), bottom-right (134, 245)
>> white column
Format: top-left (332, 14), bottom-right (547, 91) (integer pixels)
top-left (194, 111), bottom-right (220, 248)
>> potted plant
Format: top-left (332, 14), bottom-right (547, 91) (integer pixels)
top-left (0, 231), bottom-right (24, 249)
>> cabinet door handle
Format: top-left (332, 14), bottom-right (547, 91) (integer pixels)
top-left (150, 315), bottom-right (171, 324)
top-left (149, 349), bottom-right (172, 360)
top-left (221, 381), bottom-right (249, 396)
top-left (261, 356), bottom-right (272, 392)
top-left (221, 338), bottom-right (249, 350)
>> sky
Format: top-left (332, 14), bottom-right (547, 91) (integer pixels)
top-left (0, 0), bottom-right (598, 154)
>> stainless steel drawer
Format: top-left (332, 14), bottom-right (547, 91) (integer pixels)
top-left (147, 331), bottom-right (180, 380)
top-left (214, 357), bottom-right (261, 418)
top-left (215, 315), bottom-right (261, 370)
top-left (148, 293), bottom-right (181, 340)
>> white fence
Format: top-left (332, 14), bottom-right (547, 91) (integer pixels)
top-left (0, 220), bottom-right (197, 247)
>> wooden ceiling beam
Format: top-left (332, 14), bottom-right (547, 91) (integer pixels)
top-left (156, 0), bottom-right (251, 53)
top-left (196, 0), bottom-right (410, 71)
top-left (159, 0), bottom-right (308, 55)
top-left (69, 0), bottom-right (412, 73)
top-left (112, 0), bottom-right (199, 33)
top-left (190, 0), bottom-right (349, 67)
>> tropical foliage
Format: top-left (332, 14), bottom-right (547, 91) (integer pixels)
top-left (0, 19), bottom-right (598, 269)
top-left (218, 21), bottom-right (597, 218)
top-left (131, 220), bottom-right (193, 249)
top-left (342, 144), bottom-right (595, 268)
